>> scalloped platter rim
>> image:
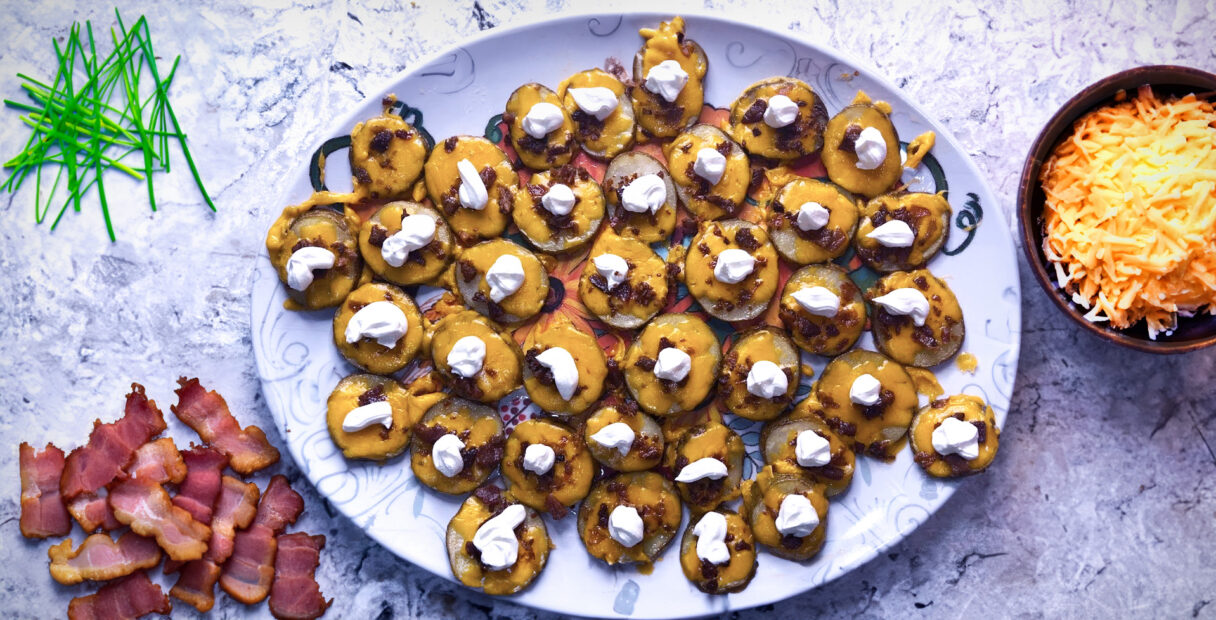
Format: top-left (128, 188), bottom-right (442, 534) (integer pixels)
top-left (251, 11), bottom-right (1022, 619)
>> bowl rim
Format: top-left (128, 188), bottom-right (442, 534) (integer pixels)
top-left (1016, 64), bottom-right (1216, 355)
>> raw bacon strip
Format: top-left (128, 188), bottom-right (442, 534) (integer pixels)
top-left (247, 476), bottom-right (305, 534)
top-left (220, 475), bottom-right (304, 604)
top-left (49, 531), bottom-right (162, 585)
top-left (67, 571), bottom-right (171, 620)
top-left (110, 478), bottom-right (211, 562)
top-left (269, 533), bottom-right (330, 620)
top-left (163, 447), bottom-right (229, 574)
top-left (170, 476), bottom-right (260, 612)
top-left (127, 438), bottom-right (186, 484)
top-left (206, 475), bottom-right (260, 564)
top-left (172, 446), bottom-right (227, 524)
top-left (18, 442), bottom-right (71, 539)
top-left (66, 493), bottom-right (122, 533)
top-left (172, 377), bottom-right (279, 475)
top-left (68, 431), bottom-right (185, 534)
top-left (61, 383), bottom-right (167, 500)
top-left (169, 560), bottom-right (223, 613)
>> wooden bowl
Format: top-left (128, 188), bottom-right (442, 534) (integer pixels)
top-left (1016, 65), bottom-right (1216, 354)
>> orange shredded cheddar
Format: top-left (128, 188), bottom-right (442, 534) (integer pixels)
top-left (1039, 85), bottom-right (1216, 338)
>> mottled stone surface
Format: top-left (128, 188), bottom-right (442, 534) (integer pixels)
top-left (1, 0), bottom-right (1214, 618)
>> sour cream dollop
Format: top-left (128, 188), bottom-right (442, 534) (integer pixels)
top-left (593, 253), bottom-right (629, 290)
top-left (849, 373), bottom-right (882, 407)
top-left (794, 430), bottom-right (832, 467)
top-left (471, 503), bottom-right (527, 570)
top-left (853, 126), bottom-right (888, 170)
top-left (693, 147), bottom-right (726, 185)
top-left (521, 102), bottom-right (564, 139)
top-left (866, 219), bottom-right (916, 248)
top-left (932, 416), bottom-right (980, 460)
top-left (567, 87), bottom-right (618, 121)
top-left (456, 159), bottom-right (488, 210)
top-left (485, 254), bottom-right (526, 303)
top-left (285, 246), bottom-right (335, 291)
top-left (590, 422), bottom-right (636, 457)
top-left (620, 174), bottom-right (667, 214)
top-left (643, 59), bottom-right (689, 103)
top-left (795, 202), bottom-right (831, 231)
top-left (674, 457), bottom-right (728, 483)
top-left (522, 443), bottom-right (556, 475)
top-left (432, 433), bottom-right (466, 478)
top-left (446, 336), bottom-right (486, 378)
top-left (763, 94), bottom-right (799, 128)
top-left (653, 347), bottom-right (692, 383)
top-left (692, 511), bottom-right (731, 565)
top-left (774, 494), bottom-right (820, 537)
top-left (341, 401), bottom-right (393, 433)
top-left (608, 505), bottom-right (645, 547)
top-left (381, 214), bottom-right (437, 268)
top-left (791, 286), bottom-right (840, 318)
top-left (344, 301), bottom-right (408, 349)
top-left (713, 248), bottom-right (755, 284)
top-left (872, 288), bottom-right (930, 326)
top-left (541, 183), bottom-right (576, 216)
top-left (746, 360), bottom-right (788, 399)
top-left (533, 346), bottom-right (579, 400)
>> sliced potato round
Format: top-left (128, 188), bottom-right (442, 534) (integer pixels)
top-left (348, 112), bottom-right (428, 200)
top-left (814, 349), bottom-right (917, 461)
top-left (332, 282), bottom-right (424, 375)
top-left (521, 315), bottom-right (607, 415)
top-left (501, 418), bottom-right (594, 514)
top-left (557, 68), bottom-right (636, 159)
top-left (583, 402), bottom-right (665, 471)
top-left (868, 268), bottom-right (965, 367)
top-left (760, 407), bottom-right (855, 497)
top-left (623, 313), bottom-right (721, 416)
top-left (576, 471), bottom-right (682, 566)
top-left (505, 82), bottom-right (576, 171)
top-left (578, 232), bottom-right (669, 329)
top-left (630, 20), bottom-right (708, 138)
top-left (511, 165), bottom-right (605, 253)
top-left (410, 397), bottom-right (504, 495)
top-left (743, 465), bottom-right (829, 561)
top-left (909, 394), bottom-right (1000, 478)
top-left (719, 327), bottom-right (800, 421)
top-left (429, 310), bottom-right (523, 404)
top-left (445, 486), bottom-right (550, 595)
top-left (768, 178), bottom-right (861, 265)
top-left (684, 218), bottom-right (780, 322)
top-left (778, 263), bottom-right (867, 356)
top-left (359, 201), bottom-right (453, 286)
top-left (267, 206), bottom-right (364, 310)
top-left (603, 151), bottom-right (678, 243)
top-left (679, 510), bottom-right (757, 594)
top-left (728, 76), bottom-right (829, 161)
top-left (326, 374), bottom-right (412, 461)
top-left (669, 422), bottom-right (746, 513)
top-left (821, 99), bottom-right (902, 198)
top-left (454, 239), bottom-right (549, 325)
top-left (854, 192), bottom-right (952, 273)
top-left (423, 135), bottom-right (517, 245)
top-left (663, 124), bottom-right (749, 221)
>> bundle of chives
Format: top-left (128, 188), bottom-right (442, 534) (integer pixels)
top-left (1, 10), bottom-right (214, 241)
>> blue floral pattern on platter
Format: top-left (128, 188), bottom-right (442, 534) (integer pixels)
top-left (251, 12), bottom-right (1022, 619)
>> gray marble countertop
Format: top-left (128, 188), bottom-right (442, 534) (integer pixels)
top-left (2, 1), bottom-right (1214, 618)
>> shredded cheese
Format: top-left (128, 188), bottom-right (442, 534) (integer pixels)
top-left (1039, 85), bottom-right (1216, 338)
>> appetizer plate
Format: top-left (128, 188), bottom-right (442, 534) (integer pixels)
top-left (252, 11), bottom-right (1021, 618)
